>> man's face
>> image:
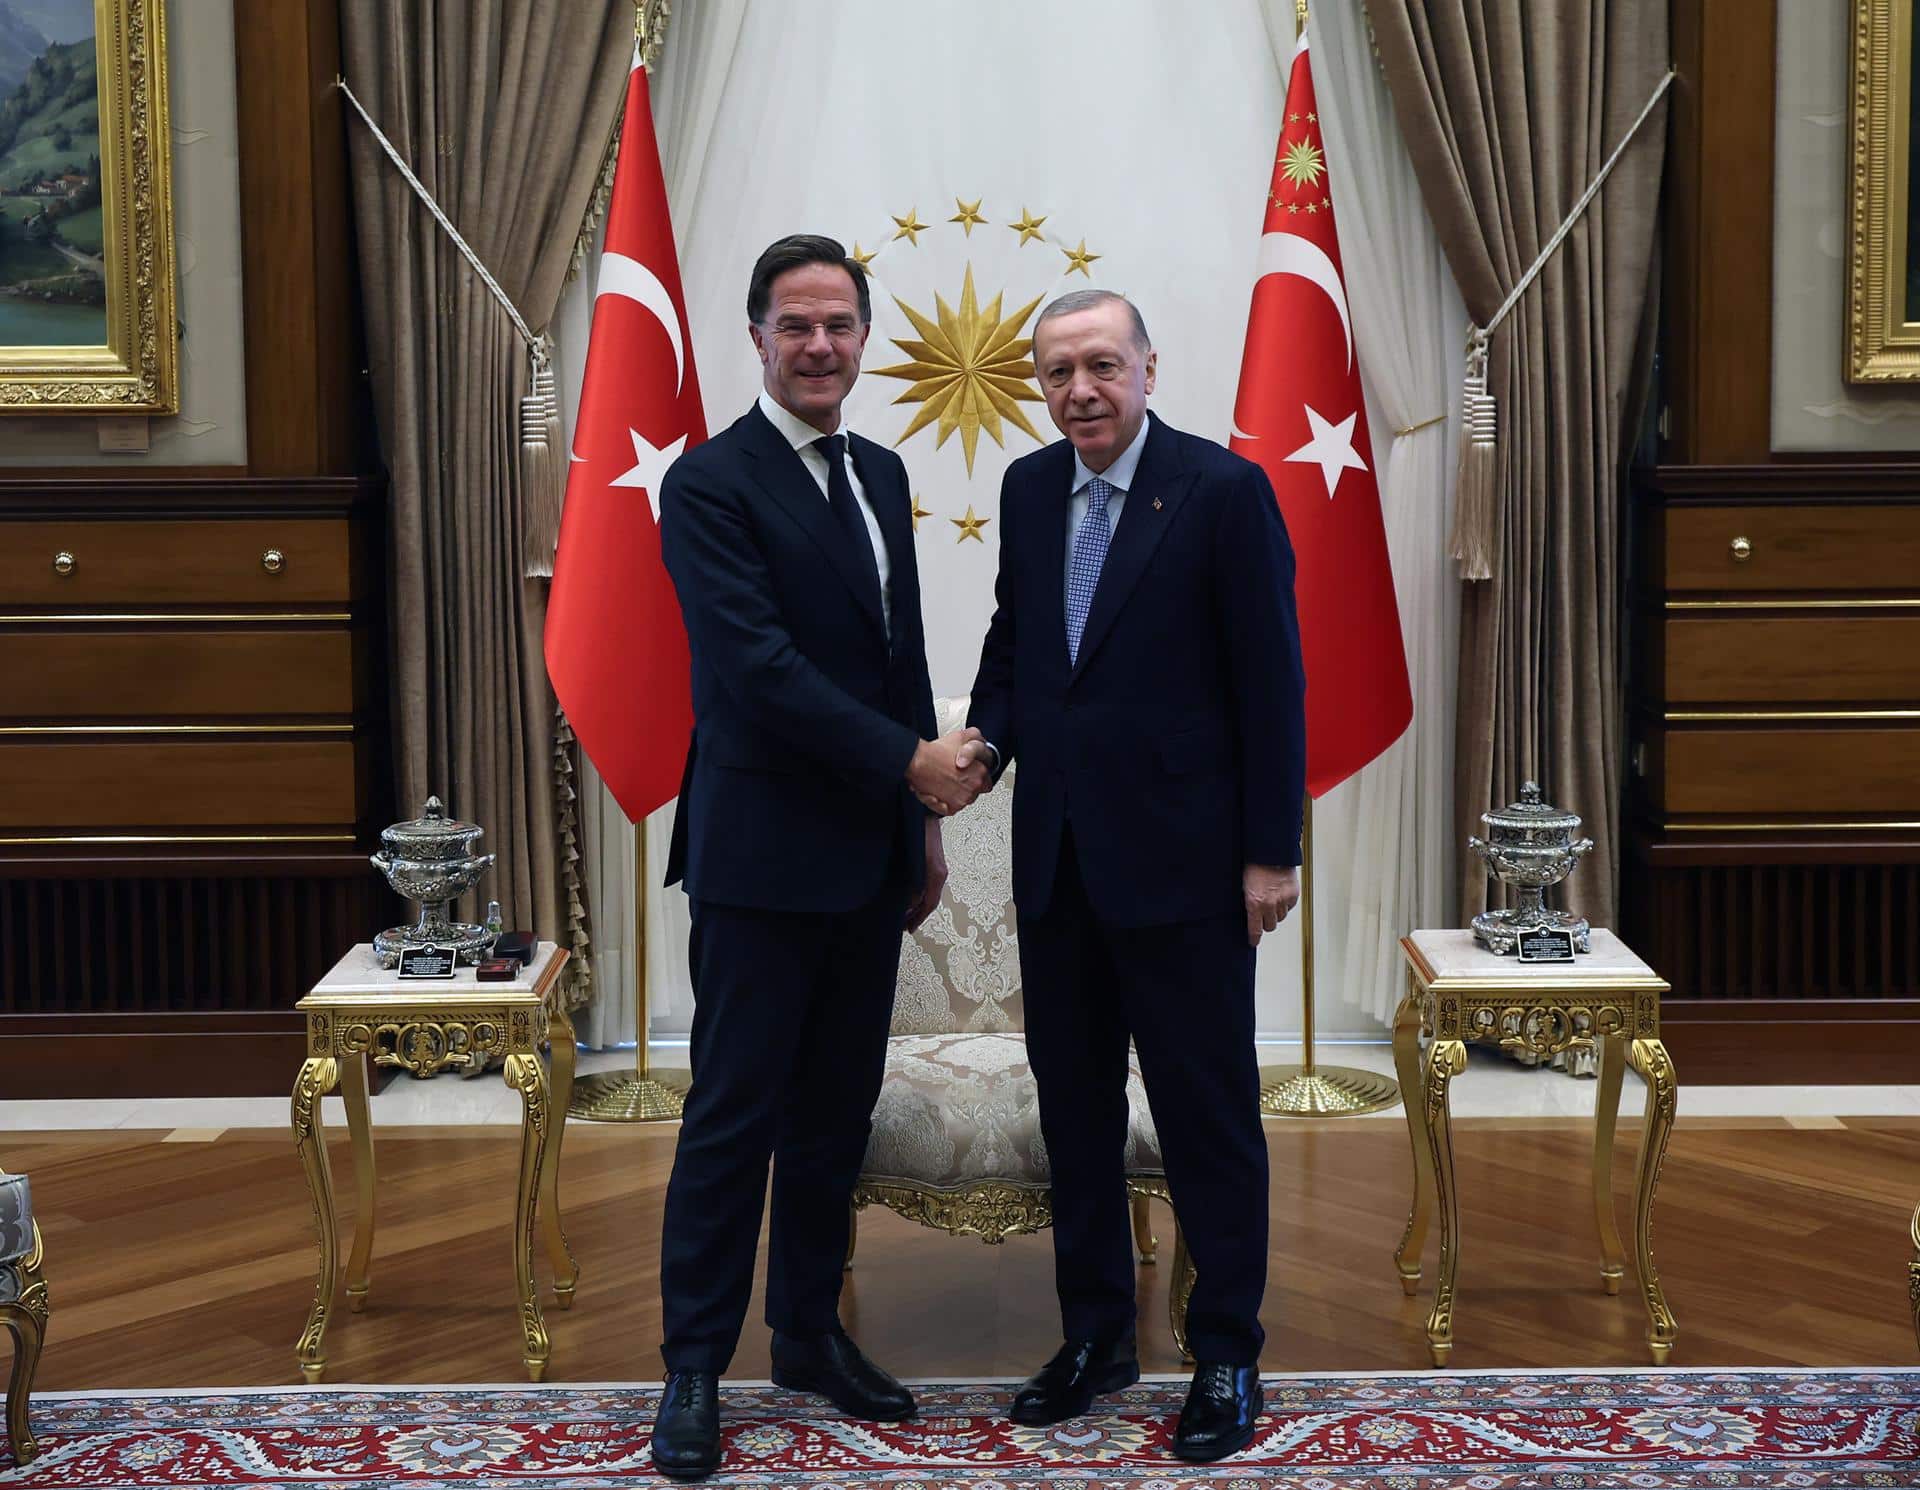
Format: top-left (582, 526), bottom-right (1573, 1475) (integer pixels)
top-left (749, 261), bottom-right (870, 433)
top-left (1032, 301), bottom-right (1156, 472)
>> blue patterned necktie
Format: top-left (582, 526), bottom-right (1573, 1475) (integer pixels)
top-left (1065, 475), bottom-right (1115, 665)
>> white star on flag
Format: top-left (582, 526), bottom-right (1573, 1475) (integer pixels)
top-left (604, 427), bottom-right (687, 520)
top-left (1283, 403), bottom-right (1367, 498)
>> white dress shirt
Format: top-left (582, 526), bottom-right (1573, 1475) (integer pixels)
top-left (758, 388), bottom-right (892, 637)
top-left (1065, 415), bottom-right (1152, 607)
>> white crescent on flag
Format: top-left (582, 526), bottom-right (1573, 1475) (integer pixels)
top-left (1232, 231), bottom-right (1356, 443)
top-left (593, 252), bottom-right (687, 398)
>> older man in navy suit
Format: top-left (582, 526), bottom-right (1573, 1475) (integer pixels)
top-left (650, 235), bottom-right (989, 1481)
top-left (963, 289), bottom-right (1307, 1463)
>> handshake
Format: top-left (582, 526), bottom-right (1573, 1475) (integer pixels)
top-left (906, 727), bottom-right (994, 816)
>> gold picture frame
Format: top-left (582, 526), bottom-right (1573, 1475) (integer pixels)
top-left (0, 0), bottom-right (176, 413)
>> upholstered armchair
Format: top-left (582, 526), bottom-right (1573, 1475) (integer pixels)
top-left (853, 698), bottom-right (1197, 1355)
top-left (0, 1171), bottom-right (46, 1465)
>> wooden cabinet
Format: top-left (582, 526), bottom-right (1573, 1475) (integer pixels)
top-left (0, 479), bottom-right (395, 1097)
top-left (1626, 468), bottom-right (1920, 1081)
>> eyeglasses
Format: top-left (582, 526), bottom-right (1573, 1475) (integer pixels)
top-left (762, 317), bottom-right (864, 343)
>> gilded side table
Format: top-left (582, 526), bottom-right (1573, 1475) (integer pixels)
top-left (291, 943), bottom-right (578, 1383)
top-left (1394, 929), bottom-right (1678, 1367)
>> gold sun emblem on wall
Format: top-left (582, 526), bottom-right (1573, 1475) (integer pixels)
top-left (871, 265), bottom-right (1048, 473)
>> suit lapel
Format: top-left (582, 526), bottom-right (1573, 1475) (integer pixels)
top-left (851, 433), bottom-right (914, 649)
top-left (1026, 441), bottom-right (1074, 678)
top-left (1072, 413), bottom-right (1193, 681)
top-left (741, 405), bottom-right (885, 638)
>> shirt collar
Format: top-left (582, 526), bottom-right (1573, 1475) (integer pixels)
top-left (1071, 414), bottom-right (1152, 495)
top-left (758, 387), bottom-right (846, 454)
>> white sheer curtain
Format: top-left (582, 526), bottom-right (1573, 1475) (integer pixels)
top-left (561, 1), bottom-right (1462, 1046)
top-left (1262, 2), bottom-right (1466, 1029)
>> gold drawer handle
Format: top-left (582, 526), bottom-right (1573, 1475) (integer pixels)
top-left (52, 551), bottom-right (74, 577)
top-left (1730, 535), bottom-right (1752, 562)
top-left (262, 548), bottom-right (285, 574)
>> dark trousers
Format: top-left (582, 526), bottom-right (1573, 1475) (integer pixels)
top-left (658, 882), bottom-right (905, 1373)
top-left (1019, 827), bottom-right (1268, 1365)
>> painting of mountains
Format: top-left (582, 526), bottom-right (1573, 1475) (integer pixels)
top-left (0, 0), bottom-right (103, 346)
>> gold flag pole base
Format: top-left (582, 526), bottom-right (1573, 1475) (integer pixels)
top-left (568, 1066), bottom-right (687, 1122)
top-left (1258, 1063), bottom-right (1400, 1117)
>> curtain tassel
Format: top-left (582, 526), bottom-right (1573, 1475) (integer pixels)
top-left (521, 336), bottom-right (566, 579)
top-left (1450, 326), bottom-right (1496, 582)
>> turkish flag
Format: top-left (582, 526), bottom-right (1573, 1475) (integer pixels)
top-left (545, 53), bottom-right (706, 822)
top-left (1230, 32), bottom-right (1410, 798)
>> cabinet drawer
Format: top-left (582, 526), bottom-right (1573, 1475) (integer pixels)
top-left (2, 519), bottom-right (351, 606)
top-left (1665, 505), bottom-right (1920, 592)
top-left (1657, 725), bottom-right (1920, 815)
top-left (0, 739), bottom-right (357, 828)
top-left (1664, 615), bottom-right (1920, 702)
top-left (0, 628), bottom-right (355, 718)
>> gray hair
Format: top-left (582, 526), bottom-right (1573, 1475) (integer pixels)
top-left (1033, 289), bottom-right (1150, 352)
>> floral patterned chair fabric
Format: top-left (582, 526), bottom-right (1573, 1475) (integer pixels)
top-left (0, 1171), bottom-right (47, 1465)
top-left (855, 697), bottom-right (1193, 1354)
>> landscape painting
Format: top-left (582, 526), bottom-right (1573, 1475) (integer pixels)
top-left (0, 0), bottom-right (104, 348)
top-left (0, 0), bottom-right (176, 413)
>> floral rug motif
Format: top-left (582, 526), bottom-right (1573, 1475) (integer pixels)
top-left (3, 1370), bottom-right (1916, 1488)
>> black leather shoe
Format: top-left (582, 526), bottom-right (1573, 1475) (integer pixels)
top-left (770, 1327), bottom-right (916, 1421)
top-left (651, 1370), bottom-right (721, 1481)
top-left (1009, 1334), bottom-right (1140, 1425)
top-left (1173, 1362), bottom-right (1263, 1462)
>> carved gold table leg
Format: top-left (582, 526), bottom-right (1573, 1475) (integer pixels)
top-left (505, 1052), bottom-right (553, 1382)
top-left (292, 1056), bottom-right (342, 1383)
top-left (1391, 986), bottom-right (1433, 1296)
top-left (1131, 1192), bottom-right (1158, 1264)
top-left (341, 1052), bottom-right (376, 1314)
top-left (0, 1225), bottom-right (47, 1465)
top-left (1421, 1038), bottom-right (1467, 1367)
top-left (1626, 1037), bottom-right (1679, 1364)
top-left (1592, 1033), bottom-right (1628, 1297)
top-left (1908, 1201), bottom-right (1920, 1354)
top-left (1167, 1204), bottom-right (1195, 1364)
top-left (539, 1006), bottom-right (580, 1310)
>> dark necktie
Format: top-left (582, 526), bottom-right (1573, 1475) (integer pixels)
top-left (814, 434), bottom-right (882, 610)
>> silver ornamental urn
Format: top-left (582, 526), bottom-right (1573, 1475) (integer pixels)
top-left (1466, 781), bottom-right (1594, 954)
top-left (369, 796), bottom-right (497, 966)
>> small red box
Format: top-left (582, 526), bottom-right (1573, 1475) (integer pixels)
top-left (475, 957), bottom-right (518, 981)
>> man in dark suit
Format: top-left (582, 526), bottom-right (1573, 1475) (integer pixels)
top-left (963, 289), bottom-right (1306, 1463)
top-left (650, 235), bottom-right (989, 1481)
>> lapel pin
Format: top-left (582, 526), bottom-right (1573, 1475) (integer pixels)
top-left (1152, 497), bottom-right (1163, 511)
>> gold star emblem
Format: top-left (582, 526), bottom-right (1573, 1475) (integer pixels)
top-left (850, 241), bottom-right (876, 271)
top-left (1286, 202), bottom-right (1299, 214)
top-left (1061, 239), bottom-right (1101, 278)
top-left (1008, 206), bottom-right (1048, 246)
top-left (951, 505), bottom-right (991, 542)
top-left (949, 197), bottom-right (987, 235)
top-left (910, 492), bottom-right (933, 531)
top-left (1288, 111), bottom-right (1300, 123)
top-left (1307, 111), bottom-right (1318, 123)
top-left (1305, 201), bottom-right (1319, 214)
top-left (1279, 137), bottom-right (1325, 190)
top-left (871, 264), bottom-right (1048, 473)
top-left (892, 207), bottom-right (928, 245)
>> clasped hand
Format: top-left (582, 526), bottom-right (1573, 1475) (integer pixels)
top-left (908, 727), bottom-right (992, 816)
top-left (1243, 863), bottom-right (1300, 947)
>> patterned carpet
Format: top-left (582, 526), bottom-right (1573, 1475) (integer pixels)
top-left (4, 1370), bottom-right (1916, 1488)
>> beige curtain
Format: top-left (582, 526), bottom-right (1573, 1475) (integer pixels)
top-left (1364, 1), bottom-right (1669, 927)
top-left (341, 3), bottom-right (633, 953)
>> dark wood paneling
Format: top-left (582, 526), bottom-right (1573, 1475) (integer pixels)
top-left (1659, 725), bottom-right (1920, 815)
top-left (0, 866), bottom-right (398, 1096)
top-left (0, 629), bottom-right (355, 718)
top-left (1664, 0), bottom-right (1775, 464)
top-left (0, 739), bottom-right (358, 828)
top-left (1664, 615), bottom-right (1920, 702)
top-left (1660, 1000), bottom-right (1920, 1083)
top-left (232, 0), bottom-right (356, 476)
top-left (1665, 504), bottom-right (1920, 591)
top-left (2, 518), bottom-right (352, 605)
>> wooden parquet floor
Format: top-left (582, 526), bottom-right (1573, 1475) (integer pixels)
top-left (8, 1114), bottom-right (1917, 1390)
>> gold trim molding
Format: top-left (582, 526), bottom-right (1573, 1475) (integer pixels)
top-left (0, 0), bottom-right (178, 412)
top-left (1848, 0), bottom-right (1920, 379)
top-left (0, 613), bottom-right (354, 625)
top-left (0, 831), bottom-right (355, 846)
top-left (1662, 708), bottom-right (1920, 721)
top-left (0, 724), bottom-right (353, 736)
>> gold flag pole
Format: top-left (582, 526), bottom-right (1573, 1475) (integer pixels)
top-left (569, 817), bottom-right (688, 1121)
top-left (1259, 795), bottom-right (1400, 1116)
